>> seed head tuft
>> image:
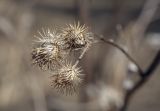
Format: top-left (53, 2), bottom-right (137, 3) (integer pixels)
top-left (61, 22), bottom-right (94, 50)
top-left (50, 62), bottom-right (82, 95)
top-left (32, 29), bottom-right (65, 70)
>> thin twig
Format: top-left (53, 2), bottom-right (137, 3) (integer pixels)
top-left (120, 0), bottom-right (160, 110)
top-left (121, 50), bottom-right (160, 111)
top-left (98, 35), bottom-right (160, 111)
top-left (96, 35), bottom-right (144, 77)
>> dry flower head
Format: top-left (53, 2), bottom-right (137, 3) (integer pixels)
top-left (31, 22), bottom-right (93, 95)
top-left (51, 62), bottom-right (82, 95)
top-left (32, 29), bottom-right (65, 70)
top-left (62, 22), bottom-right (93, 50)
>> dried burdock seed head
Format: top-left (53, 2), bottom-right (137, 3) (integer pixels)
top-left (32, 43), bottom-right (61, 70)
top-left (35, 28), bottom-right (62, 45)
top-left (32, 28), bottom-right (65, 70)
top-left (51, 62), bottom-right (82, 95)
top-left (62, 22), bottom-right (94, 50)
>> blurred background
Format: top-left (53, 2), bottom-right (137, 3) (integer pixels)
top-left (0, 0), bottom-right (160, 111)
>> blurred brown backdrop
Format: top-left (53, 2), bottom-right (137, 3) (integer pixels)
top-left (0, 0), bottom-right (160, 111)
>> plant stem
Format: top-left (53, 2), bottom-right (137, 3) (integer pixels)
top-left (97, 35), bottom-right (144, 77)
top-left (74, 45), bottom-right (89, 66)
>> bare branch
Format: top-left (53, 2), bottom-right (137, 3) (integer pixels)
top-left (96, 35), bottom-right (144, 77)
top-left (121, 49), bottom-right (160, 111)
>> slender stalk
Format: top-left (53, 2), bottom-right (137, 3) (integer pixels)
top-left (97, 35), bottom-right (144, 77)
top-left (97, 35), bottom-right (160, 111)
top-left (74, 45), bottom-right (89, 66)
top-left (121, 50), bottom-right (160, 111)
top-left (73, 34), bottom-right (144, 77)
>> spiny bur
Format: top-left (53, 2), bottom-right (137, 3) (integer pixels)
top-left (50, 62), bottom-right (82, 95)
top-left (31, 22), bottom-right (94, 95)
top-left (61, 22), bottom-right (94, 50)
top-left (32, 29), bottom-right (65, 70)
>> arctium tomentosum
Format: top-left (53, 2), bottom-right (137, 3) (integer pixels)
top-left (31, 22), bottom-right (94, 95)
top-left (50, 62), bottom-right (82, 95)
top-left (61, 22), bottom-right (94, 50)
top-left (31, 29), bottom-right (65, 70)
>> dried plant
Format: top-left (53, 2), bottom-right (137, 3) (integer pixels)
top-left (32, 29), bottom-right (66, 70)
top-left (61, 22), bottom-right (94, 50)
top-left (50, 61), bottom-right (82, 95)
top-left (31, 22), bottom-right (142, 95)
top-left (31, 23), bottom-right (91, 94)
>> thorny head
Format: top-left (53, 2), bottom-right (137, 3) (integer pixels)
top-left (62, 22), bottom-right (94, 50)
top-left (50, 62), bottom-right (82, 95)
top-left (31, 22), bottom-right (94, 95)
top-left (32, 42), bottom-right (62, 70)
top-left (31, 29), bottom-right (65, 70)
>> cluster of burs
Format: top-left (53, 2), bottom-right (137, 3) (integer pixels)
top-left (31, 22), bottom-right (94, 95)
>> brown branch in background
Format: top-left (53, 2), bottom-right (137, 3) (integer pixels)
top-left (103, 0), bottom-right (129, 36)
top-left (134, 0), bottom-right (160, 38)
top-left (76, 0), bottom-right (91, 26)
